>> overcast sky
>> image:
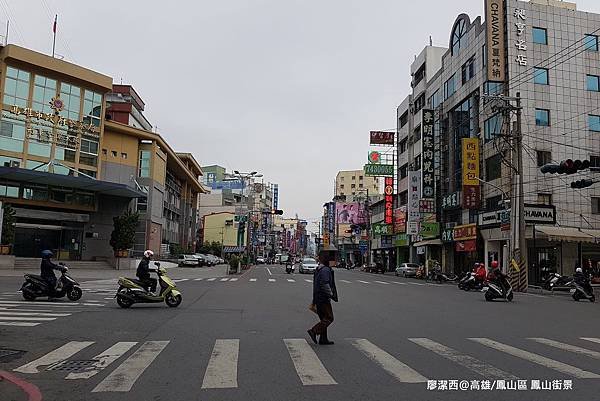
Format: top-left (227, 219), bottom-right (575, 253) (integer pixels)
top-left (5, 0), bottom-right (600, 229)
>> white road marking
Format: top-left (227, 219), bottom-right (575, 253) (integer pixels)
top-left (529, 338), bottom-right (600, 360)
top-left (82, 303), bottom-right (105, 307)
top-left (268, 279), bottom-right (276, 282)
top-left (172, 279), bottom-right (189, 283)
top-left (104, 297), bottom-right (113, 300)
top-left (284, 339), bottom-right (337, 386)
top-left (207, 278), bottom-right (217, 282)
top-left (229, 278), bottom-right (238, 282)
top-left (0, 316), bottom-right (56, 321)
top-left (287, 279), bottom-right (296, 282)
top-left (469, 338), bottom-right (600, 379)
top-left (92, 341), bottom-right (169, 392)
top-left (305, 279), bottom-right (312, 283)
top-left (374, 281), bottom-right (390, 285)
top-left (409, 283), bottom-right (425, 286)
top-left (581, 338), bottom-right (600, 345)
top-left (392, 281), bottom-right (407, 285)
top-left (350, 338), bottom-right (427, 383)
top-left (15, 341), bottom-right (95, 374)
top-left (249, 278), bottom-right (257, 282)
top-left (201, 339), bottom-right (240, 389)
top-left (0, 322), bottom-right (39, 327)
top-left (0, 307), bottom-right (70, 313)
top-left (0, 311), bottom-right (70, 317)
top-left (267, 267), bottom-right (273, 276)
top-left (340, 280), bottom-right (351, 283)
top-left (194, 278), bottom-right (204, 281)
top-left (357, 280), bottom-right (370, 284)
top-left (67, 342), bottom-right (138, 380)
top-left (409, 338), bottom-right (517, 380)
top-left (220, 278), bottom-right (229, 282)
top-left (0, 300), bottom-right (81, 306)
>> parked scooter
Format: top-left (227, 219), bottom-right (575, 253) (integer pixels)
top-left (115, 262), bottom-right (182, 308)
top-left (542, 272), bottom-right (573, 291)
top-left (20, 264), bottom-right (82, 301)
top-left (427, 265), bottom-right (457, 283)
top-left (483, 270), bottom-right (513, 302)
top-left (285, 263), bottom-right (294, 274)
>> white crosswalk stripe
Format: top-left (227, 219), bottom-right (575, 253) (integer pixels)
top-left (374, 281), bottom-right (390, 285)
top-left (202, 339), bottom-right (240, 389)
top-left (15, 341), bottom-right (95, 374)
top-left (469, 338), bottom-right (600, 379)
top-left (220, 278), bottom-right (229, 282)
top-left (350, 338), bottom-right (428, 383)
top-left (582, 337), bottom-right (600, 345)
top-left (268, 279), bottom-right (276, 282)
top-left (66, 342), bottom-right (138, 380)
top-left (207, 278), bottom-right (217, 281)
top-left (357, 280), bottom-right (370, 284)
top-left (528, 338), bottom-right (600, 360)
top-left (0, 322), bottom-right (40, 327)
top-left (284, 339), bottom-right (337, 386)
top-left (229, 278), bottom-right (238, 282)
top-left (249, 278), bottom-right (257, 282)
top-left (287, 279), bottom-right (296, 282)
top-left (409, 338), bottom-right (517, 380)
top-left (0, 311), bottom-right (70, 317)
top-left (305, 279), bottom-right (312, 283)
top-left (92, 341), bottom-right (169, 392)
top-left (340, 279), bottom-right (351, 283)
top-left (392, 281), bottom-right (407, 285)
top-left (194, 278), bottom-right (204, 281)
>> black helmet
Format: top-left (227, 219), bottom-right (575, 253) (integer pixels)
top-left (41, 250), bottom-right (53, 259)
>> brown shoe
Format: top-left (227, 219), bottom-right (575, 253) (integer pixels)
top-left (307, 329), bottom-right (318, 344)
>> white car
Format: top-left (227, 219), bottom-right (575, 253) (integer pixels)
top-left (178, 254), bottom-right (199, 267)
top-left (298, 257), bottom-right (319, 274)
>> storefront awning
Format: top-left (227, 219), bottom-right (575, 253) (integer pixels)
top-left (0, 166), bottom-right (145, 198)
top-left (535, 226), bottom-right (600, 243)
top-left (222, 246), bottom-right (246, 253)
top-left (413, 238), bottom-right (443, 247)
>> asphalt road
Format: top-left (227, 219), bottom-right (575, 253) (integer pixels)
top-left (1, 264), bottom-right (599, 401)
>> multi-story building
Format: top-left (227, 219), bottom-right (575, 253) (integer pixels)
top-left (0, 44), bottom-right (206, 262)
top-left (335, 169), bottom-right (379, 198)
top-left (394, 0), bottom-right (600, 285)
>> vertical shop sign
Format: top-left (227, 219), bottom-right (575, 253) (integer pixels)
top-left (327, 202), bottom-right (336, 233)
top-left (421, 109), bottom-right (435, 198)
top-left (462, 138), bottom-right (480, 209)
top-left (384, 177), bottom-right (394, 224)
top-left (407, 171), bottom-right (422, 222)
top-left (485, 0), bottom-right (506, 81)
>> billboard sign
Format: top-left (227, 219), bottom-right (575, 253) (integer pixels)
top-left (394, 207), bottom-right (406, 234)
top-left (368, 151), bottom-right (381, 164)
top-left (273, 184), bottom-right (279, 210)
top-left (462, 138), bottom-right (480, 186)
top-left (485, 0), bottom-right (506, 82)
top-left (421, 109), bottom-right (435, 198)
top-left (453, 224), bottom-right (477, 241)
top-left (407, 171), bottom-right (422, 222)
top-left (369, 131), bottom-right (395, 145)
top-left (384, 177), bottom-right (394, 224)
top-left (372, 223), bottom-right (392, 236)
top-left (327, 202), bottom-right (336, 233)
top-left (336, 202), bottom-right (366, 225)
top-left (364, 163), bottom-right (394, 177)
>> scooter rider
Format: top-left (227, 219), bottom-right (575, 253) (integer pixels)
top-left (137, 250), bottom-right (157, 294)
top-left (574, 267), bottom-right (593, 294)
top-left (488, 260), bottom-right (509, 295)
top-left (40, 250), bottom-right (64, 294)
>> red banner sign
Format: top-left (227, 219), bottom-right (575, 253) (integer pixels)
top-left (462, 185), bottom-right (480, 209)
top-left (370, 131), bottom-right (395, 145)
top-left (453, 224), bottom-right (477, 241)
top-left (455, 240), bottom-right (477, 252)
top-left (384, 177), bottom-right (394, 224)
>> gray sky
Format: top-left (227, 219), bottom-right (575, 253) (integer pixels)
top-left (5, 0), bottom-right (600, 227)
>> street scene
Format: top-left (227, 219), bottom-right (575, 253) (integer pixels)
top-left (1, 0), bottom-right (600, 400)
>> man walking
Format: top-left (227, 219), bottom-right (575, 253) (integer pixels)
top-left (307, 246), bottom-right (338, 345)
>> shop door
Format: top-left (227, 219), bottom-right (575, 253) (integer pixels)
top-left (14, 227), bottom-right (61, 258)
top-left (59, 228), bottom-right (83, 260)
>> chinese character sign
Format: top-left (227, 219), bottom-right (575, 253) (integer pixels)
top-left (441, 191), bottom-right (461, 210)
top-left (462, 138), bottom-right (480, 186)
top-left (273, 184), bottom-right (279, 210)
top-left (453, 224), bottom-right (477, 241)
top-left (513, 7), bottom-right (528, 66)
top-left (384, 177), bottom-right (394, 225)
top-left (421, 109), bottom-right (435, 199)
top-left (369, 131), bottom-right (394, 145)
top-left (327, 202), bottom-right (336, 234)
top-left (485, 0), bottom-right (506, 81)
top-left (407, 171), bottom-right (422, 222)
top-left (394, 207), bottom-right (406, 234)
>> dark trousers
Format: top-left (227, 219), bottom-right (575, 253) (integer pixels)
top-left (140, 277), bottom-right (157, 293)
top-left (311, 303), bottom-right (334, 339)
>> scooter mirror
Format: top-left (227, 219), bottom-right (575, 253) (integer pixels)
top-left (154, 262), bottom-right (161, 267)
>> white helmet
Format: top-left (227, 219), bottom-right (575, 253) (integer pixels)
top-left (143, 250), bottom-right (154, 258)
top-left (576, 267), bottom-right (582, 273)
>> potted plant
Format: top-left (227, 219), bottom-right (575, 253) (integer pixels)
top-left (1, 204), bottom-right (16, 255)
top-left (109, 210), bottom-right (139, 257)
top-left (228, 255), bottom-right (239, 274)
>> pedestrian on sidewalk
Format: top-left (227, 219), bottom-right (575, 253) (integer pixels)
top-left (307, 245), bottom-right (339, 345)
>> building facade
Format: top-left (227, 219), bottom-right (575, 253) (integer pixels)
top-left (335, 169), bottom-right (379, 198)
top-left (394, 0), bottom-right (600, 284)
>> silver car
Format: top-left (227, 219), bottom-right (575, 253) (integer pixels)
top-left (298, 257), bottom-right (319, 274)
top-left (395, 263), bottom-right (420, 277)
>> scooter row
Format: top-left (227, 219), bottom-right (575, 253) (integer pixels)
top-left (19, 262), bottom-right (183, 308)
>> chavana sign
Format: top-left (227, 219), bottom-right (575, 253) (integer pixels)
top-left (478, 204), bottom-right (556, 227)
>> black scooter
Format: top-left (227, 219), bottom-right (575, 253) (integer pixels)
top-left (484, 275), bottom-right (513, 302)
top-left (458, 272), bottom-right (484, 291)
top-left (20, 264), bottom-right (82, 301)
top-left (571, 279), bottom-right (595, 302)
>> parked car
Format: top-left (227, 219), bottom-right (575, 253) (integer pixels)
top-left (396, 263), bottom-right (420, 277)
top-left (205, 254), bottom-right (221, 266)
top-left (195, 254), bottom-right (213, 266)
top-left (256, 257), bottom-right (266, 264)
top-left (298, 257), bottom-right (319, 274)
top-left (178, 254), bottom-right (200, 267)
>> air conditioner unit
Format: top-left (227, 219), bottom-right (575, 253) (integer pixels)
top-left (445, 222), bottom-right (457, 229)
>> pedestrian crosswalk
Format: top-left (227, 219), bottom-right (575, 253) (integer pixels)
top-left (10, 336), bottom-right (600, 394)
top-left (170, 277), bottom-right (443, 286)
top-left (0, 299), bottom-right (105, 327)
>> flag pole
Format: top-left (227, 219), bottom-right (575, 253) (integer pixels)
top-left (52, 14), bottom-right (57, 57)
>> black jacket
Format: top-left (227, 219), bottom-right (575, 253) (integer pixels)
top-left (313, 265), bottom-right (338, 305)
top-left (136, 257), bottom-right (151, 280)
top-left (40, 258), bottom-right (61, 280)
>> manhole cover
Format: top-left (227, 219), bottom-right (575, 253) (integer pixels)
top-left (0, 348), bottom-right (25, 362)
top-left (47, 360), bottom-right (97, 372)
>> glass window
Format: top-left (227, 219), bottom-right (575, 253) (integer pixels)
top-left (534, 68), bottom-right (549, 85)
top-left (59, 82), bottom-right (81, 120)
top-left (83, 90), bottom-right (102, 127)
top-left (461, 56), bottom-right (476, 84)
top-left (0, 184), bottom-right (19, 198)
top-left (55, 146), bottom-right (77, 162)
top-left (80, 138), bottom-right (99, 155)
top-left (139, 150), bottom-right (151, 177)
top-left (537, 193), bottom-right (552, 206)
top-left (484, 114), bottom-right (502, 142)
top-left (532, 27), bottom-right (548, 45)
top-left (3, 67), bottom-right (30, 108)
top-left (53, 164), bottom-right (70, 175)
top-left (451, 18), bottom-right (468, 55)
top-left (484, 81), bottom-right (503, 95)
top-left (592, 197), bottom-right (600, 215)
top-left (485, 154), bottom-right (502, 180)
top-left (78, 169), bottom-right (97, 179)
top-left (590, 115), bottom-right (600, 132)
top-left (23, 185), bottom-right (48, 201)
top-left (26, 160), bottom-right (48, 171)
top-left (429, 89), bottom-right (441, 109)
top-left (0, 116), bottom-right (26, 152)
top-left (536, 150), bottom-right (552, 167)
top-left (32, 74), bottom-right (57, 114)
top-left (27, 141), bottom-right (52, 158)
top-left (0, 155), bottom-right (20, 167)
top-left (444, 74), bottom-right (456, 100)
top-left (584, 34), bottom-right (599, 51)
top-left (535, 109), bottom-right (550, 126)
top-left (587, 75), bottom-right (600, 92)
top-left (78, 153), bottom-right (98, 167)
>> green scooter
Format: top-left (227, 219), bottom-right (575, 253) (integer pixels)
top-left (115, 263), bottom-right (182, 308)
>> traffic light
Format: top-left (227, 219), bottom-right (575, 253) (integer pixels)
top-left (238, 221), bottom-right (246, 231)
top-left (571, 179), bottom-right (594, 189)
top-left (540, 159), bottom-right (590, 175)
top-left (271, 209), bottom-right (284, 215)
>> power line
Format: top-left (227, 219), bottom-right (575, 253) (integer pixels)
top-left (0, 0), bottom-right (25, 45)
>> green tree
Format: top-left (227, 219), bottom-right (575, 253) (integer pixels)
top-left (109, 210), bottom-right (139, 253)
top-left (210, 241), bottom-right (222, 256)
top-left (1, 203), bottom-right (16, 245)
